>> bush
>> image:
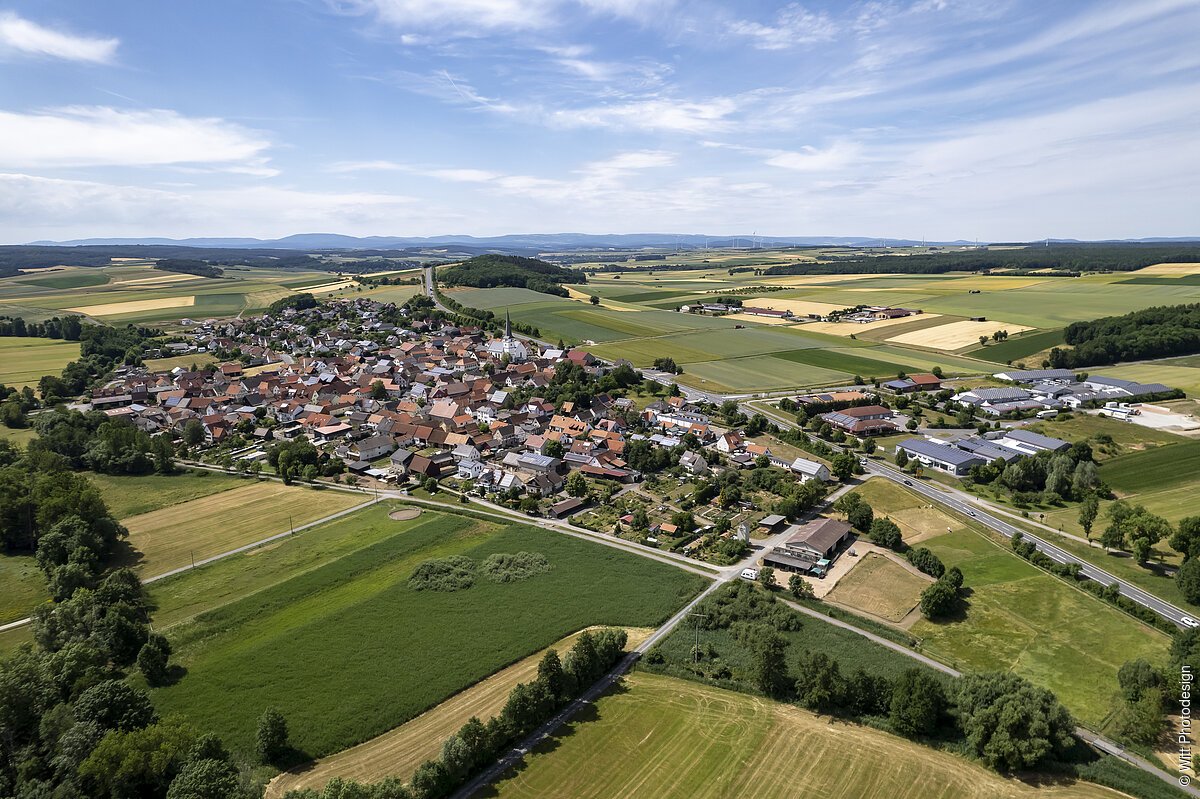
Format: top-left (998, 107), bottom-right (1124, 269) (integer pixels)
top-left (479, 552), bottom-right (551, 583)
top-left (905, 547), bottom-right (945, 579)
top-left (408, 555), bottom-right (477, 592)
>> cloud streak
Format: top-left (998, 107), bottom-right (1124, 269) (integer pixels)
top-left (0, 12), bottom-right (118, 64)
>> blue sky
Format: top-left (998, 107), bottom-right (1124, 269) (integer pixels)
top-left (0, 0), bottom-right (1197, 242)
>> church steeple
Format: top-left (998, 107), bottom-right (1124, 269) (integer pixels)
top-left (504, 309), bottom-right (512, 338)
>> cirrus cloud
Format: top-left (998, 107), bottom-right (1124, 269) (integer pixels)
top-left (0, 12), bottom-right (118, 64)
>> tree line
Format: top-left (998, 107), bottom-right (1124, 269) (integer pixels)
top-left (762, 244), bottom-right (1200, 277)
top-left (644, 582), bottom-right (1076, 773)
top-left (1049, 303), bottom-right (1200, 368)
top-left (154, 259), bottom-right (224, 278)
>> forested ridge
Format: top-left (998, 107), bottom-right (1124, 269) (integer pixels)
top-left (763, 244), bottom-right (1200, 276)
top-left (438, 255), bottom-right (586, 297)
top-left (1049, 304), bottom-right (1200, 368)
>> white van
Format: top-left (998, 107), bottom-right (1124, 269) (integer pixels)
top-left (740, 568), bottom-right (759, 581)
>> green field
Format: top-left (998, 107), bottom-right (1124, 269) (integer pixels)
top-left (910, 526), bottom-right (1167, 727)
top-left (1101, 440), bottom-right (1200, 493)
top-left (489, 672), bottom-right (1126, 799)
top-left (88, 470), bottom-right (246, 519)
top-left (118, 481), bottom-right (363, 576)
top-left (151, 505), bottom-right (707, 759)
top-left (852, 479), bottom-right (1168, 727)
top-left (648, 584), bottom-right (934, 683)
top-left (25, 271), bottom-right (110, 289)
top-left (0, 262), bottom-right (339, 325)
top-left (0, 555), bottom-right (47, 625)
top-left (968, 328), bottom-right (1066, 363)
top-left (0, 337), bottom-right (81, 388)
top-left (1098, 362), bottom-right (1200, 397)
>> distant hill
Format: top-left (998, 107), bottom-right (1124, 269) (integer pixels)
top-left (439, 255), bottom-right (587, 297)
top-left (29, 233), bottom-right (973, 250)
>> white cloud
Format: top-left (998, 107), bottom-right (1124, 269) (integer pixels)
top-left (547, 97), bottom-right (740, 133)
top-left (0, 12), bottom-right (118, 64)
top-left (0, 106), bottom-right (271, 169)
top-left (730, 4), bottom-right (838, 50)
top-left (327, 159), bottom-right (409, 172)
top-left (0, 172), bottom-right (439, 241)
top-left (765, 141), bottom-right (863, 171)
top-left (334, 0), bottom-right (560, 34)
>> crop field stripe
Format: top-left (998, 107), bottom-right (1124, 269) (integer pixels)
top-left (968, 328), bottom-right (1066, 363)
top-left (1101, 440), bottom-right (1200, 494)
top-left (770, 347), bottom-right (916, 377)
top-left (151, 510), bottom-right (707, 758)
top-left (264, 627), bottom-right (654, 797)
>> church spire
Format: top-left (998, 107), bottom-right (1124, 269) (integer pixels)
top-left (504, 308), bottom-right (512, 338)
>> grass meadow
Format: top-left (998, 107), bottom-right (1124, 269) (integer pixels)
top-left (849, 479), bottom-right (1168, 728)
top-left (89, 470), bottom-right (246, 519)
top-left (151, 505), bottom-right (708, 759)
top-left (117, 481), bottom-right (364, 575)
top-left (0, 555), bottom-right (47, 625)
top-left (488, 673), bottom-right (1126, 799)
top-left (0, 337), bottom-right (81, 388)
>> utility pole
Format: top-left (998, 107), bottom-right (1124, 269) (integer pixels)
top-left (689, 612), bottom-right (709, 662)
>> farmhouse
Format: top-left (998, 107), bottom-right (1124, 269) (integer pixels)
top-left (820, 405), bottom-right (899, 436)
top-left (883, 373), bottom-right (942, 393)
top-left (897, 437), bottom-right (985, 475)
top-left (762, 518), bottom-right (855, 577)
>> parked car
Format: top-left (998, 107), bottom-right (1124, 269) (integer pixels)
top-left (740, 568), bottom-right (759, 581)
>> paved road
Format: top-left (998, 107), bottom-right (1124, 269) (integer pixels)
top-left (741, 397), bottom-right (1198, 630)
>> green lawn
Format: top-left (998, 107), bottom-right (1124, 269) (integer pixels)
top-left (151, 505), bottom-right (708, 759)
top-left (88, 470), bottom-right (246, 519)
top-left (0, 337), bottom-right (81, 388)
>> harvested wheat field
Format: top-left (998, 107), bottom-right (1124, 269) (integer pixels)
top-left (1135, 262), bottom-right (1200, 275)
top-left (67, 296), bottom-right (196, 316)
top-left (887, 319), bottom-right (1033, 350)
top-left (121, 482), bottom-right (365, 575)
top-left (307, 280), bottom-right (359, 294)
top-left (491, 673), bottom-right (1126, 799)
top-left (265, 627), bottom-right (653, 798)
